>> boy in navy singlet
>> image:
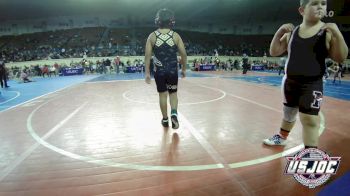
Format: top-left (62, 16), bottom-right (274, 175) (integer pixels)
top-left (144, 8), bottom-right (187, 129)
top-left (263, 0), bottom-right (348, 148)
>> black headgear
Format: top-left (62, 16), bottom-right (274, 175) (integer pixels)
top-left (155, 8), bottom-right (175, 28)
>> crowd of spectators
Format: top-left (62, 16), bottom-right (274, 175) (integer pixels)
top-left (1, 27), bottom-right (349, 79)
top-left (0, 27), bottom-right (283, 63)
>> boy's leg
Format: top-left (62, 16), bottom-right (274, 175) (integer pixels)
top-left (159, 92), bottom-right (168, 119)
top-left (299, 79), bottom-right (323, 148)
top-left (169, 92), bottom-right (178, 112)
top-left (263, 106), bottom-right (298, 146)
top-left (167, 69), bottom-right (179, 129)
top-left (159, 92), bottom-right (169, 127)
top-left (154, 70), bottom-right (169, 127)
top-left (264, 77), bottom-right (299, 146)
top-left (299, 112), bottom-right (320, 148)
top-left (169, 92), bottom-right (179, 129)
top-left (280, 106), bottom-right (298, 137)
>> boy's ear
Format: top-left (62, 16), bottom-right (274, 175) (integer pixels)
top-left (298, 6), bottom-right (305, 15)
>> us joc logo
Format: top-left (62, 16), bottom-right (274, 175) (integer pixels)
top-left (284, 148), bottom-right (341, 188)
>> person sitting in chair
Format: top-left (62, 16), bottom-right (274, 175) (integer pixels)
top-left (20, 69), bottom-right (33, 83)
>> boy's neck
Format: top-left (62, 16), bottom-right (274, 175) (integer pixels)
top-left (301, 19), bottom-right (323, 28)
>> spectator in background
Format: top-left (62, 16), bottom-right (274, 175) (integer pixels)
top-left (339, 61), bottom-right (345, 77)
top-left (233, 59), bottom-right (239, 70)
top-left (49, 65), bottom-right (56, 77)
top-left (53, 62), bottom-right (60, 76)
top-left (0, 60), bottom-right (10, 88)
top-left (279, 56), bottom-right (287, 75)
top-left (20, 69), bottom-right (33, 83)
top-left (242, 53), bottom-right (249, 74)
top-left (324, 58), bottom-right (333, 79)
top-left (328, 62), bottom-right (342, 84)
top-left (262, 52), bottom-right (268, 70)
top-left (114, 56), bottom-right (120, 74)
top-left (105, 58), bottom-right (111, 74)
top-left (42, 65), bottom-right (49, 77)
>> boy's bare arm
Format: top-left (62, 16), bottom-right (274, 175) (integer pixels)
top-left (270, 23), bottom-right (294, 56)
top-left (144, 34), bottom-right (154, 83)
top-left (324, 23), bottom-right (349, 63)
top-left (175, 33), bottom-right (187, 77)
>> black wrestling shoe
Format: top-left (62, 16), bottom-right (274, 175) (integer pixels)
top-left (171, 114), bottom-right (179, 129)
top-left (161, 118), bottom-right (169, 127)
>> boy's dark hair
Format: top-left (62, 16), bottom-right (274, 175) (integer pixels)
top-left (300, 0), bottom-right (310, 7)
top-left (155, 8), bottom-right (175, 28)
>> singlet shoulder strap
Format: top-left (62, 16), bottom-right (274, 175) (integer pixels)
top-left (154, 30), bottom-right (161, 36)
top-left (167, 30), bottom-right (174, 36)
top-left (288, 25), bottom-right (299, 44)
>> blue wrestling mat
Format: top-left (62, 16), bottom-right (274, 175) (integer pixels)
top-left (0, 75), bottom-right (98, 112)
top-left (228, 75), bottom-right (350, 101)
top-left (318, 171), bottom-right (350, 196)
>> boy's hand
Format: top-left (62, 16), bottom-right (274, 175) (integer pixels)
top-left (278, 23), bottom-right (294, 35)
top-left (145, 74), bottom-right (151, 84)
top-left (181, 70), bottom-right (186, 78)
top-left (322, 23), bottom-right (340, 35)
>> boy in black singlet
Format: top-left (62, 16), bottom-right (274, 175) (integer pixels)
top-left (144, 8), bottom-right (187, 129)
top-left (263, 0), bottom-right (348, 148)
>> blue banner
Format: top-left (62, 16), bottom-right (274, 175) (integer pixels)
top-left (126, 66), bottom-right (144, 73)
top-left (251, 65), bottom-right (265, 71)
top-left (199, 64), bottom-right (215, 71)
top-left (62, 68), bottom-right (84, 76)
